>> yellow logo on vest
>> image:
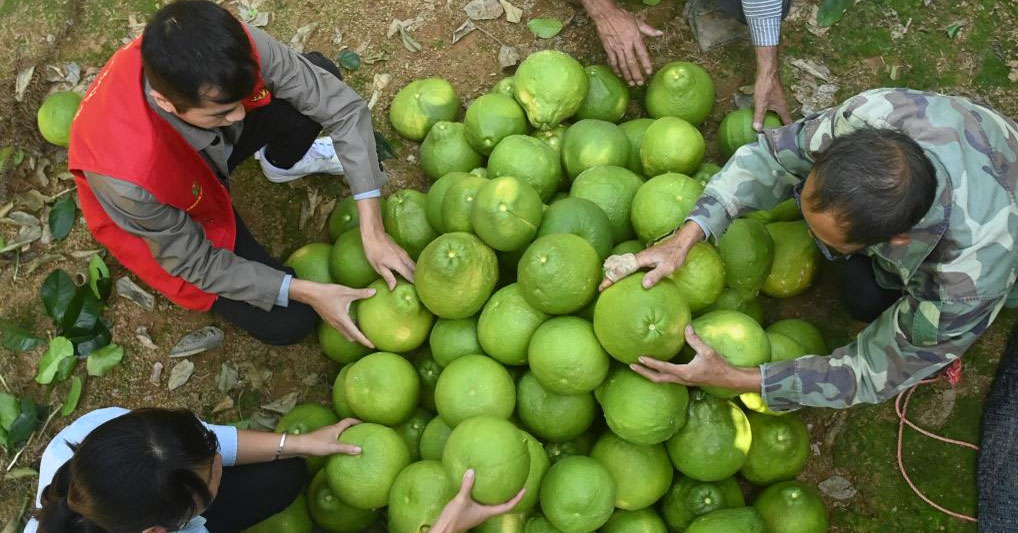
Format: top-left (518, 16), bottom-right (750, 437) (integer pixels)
top-left (249, 88), bottom-right (270, 102)
top-left (186, 180), bottom-right (204, 212)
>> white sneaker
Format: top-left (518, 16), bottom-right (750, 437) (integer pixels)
top-left (256, 137), bottom-right (345, 183)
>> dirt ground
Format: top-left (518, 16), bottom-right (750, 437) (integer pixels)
top-left (1, 0), bottom-right (1017, 530)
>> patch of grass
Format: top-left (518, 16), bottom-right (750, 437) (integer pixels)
top-left (976, 52), bottom-right (1012, 88)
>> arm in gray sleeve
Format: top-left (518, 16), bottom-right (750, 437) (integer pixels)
top-left (248, 26), bottom-right (388, 195)
top-left (84, 172), bottom-right (286, 311)
top-left (741, 0), bottom-right (784, 46)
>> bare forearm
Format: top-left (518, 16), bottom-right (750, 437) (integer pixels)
top-left (580, 0), bottom-right (619, 19)
top-left (357, 197), bottom-right (386, 242)
top-left (755, 46), bottom-right (779, 79)
top-left (235, 430), bottom-right (310, 464)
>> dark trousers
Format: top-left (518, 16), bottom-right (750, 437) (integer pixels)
top-left (201, 458), bottom-right (307, 533)
top-left (836, 255), bottom-right (902, 322)
top-left (209, 52), bottom-right (342, 346)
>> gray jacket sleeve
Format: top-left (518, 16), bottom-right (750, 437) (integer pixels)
top-left (248, 26), bottom-right (389, 195)
top-left (84, 171), bottom-right (285, 311)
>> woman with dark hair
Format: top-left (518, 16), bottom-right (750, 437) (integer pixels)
top-left (25, 407), bottom-right (522, 533)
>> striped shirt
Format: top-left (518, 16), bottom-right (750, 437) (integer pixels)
top-left (742, 0), bottom-right (784, 46)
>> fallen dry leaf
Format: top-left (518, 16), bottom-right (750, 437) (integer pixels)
top-left (500, 0), bottom-right (523, 23)
top-left (464, 0), bottom-right (504, 20)
top-left (498, 45), bottom-right (520, 69)
top-left (453, 19), bottom-right (477, 44)
top-left (14, 66), bottom-right (35, 103)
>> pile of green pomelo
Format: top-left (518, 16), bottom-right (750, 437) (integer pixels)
top-left (250, 49), bottom-right (828, 533)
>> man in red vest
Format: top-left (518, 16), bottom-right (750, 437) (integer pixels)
top-left (68, 0), bottom-right (413, 346)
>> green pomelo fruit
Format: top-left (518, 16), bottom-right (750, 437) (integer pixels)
top-left (668, 242), bottom-right (725, 312)
top-left (284, 243), bottom-right (334, 283)
top-left (660, 475), bottom-right (745, 531)
top-left (744, 198), bottom-right (802, 224)
top-left (532, 124), bottom-right (568, 153)
top-left (766, 319), bottom-right (827, 355)
top-left (719, 218), bottom-right (774, 295)
top-left (308, 470), bottom-right (379, 532)
top-left (685, 508), bottom-right (767, 533)
top-left (489, 134), bottom-right (564, 201)
top-left (477, 283), bottom-right (550, 365)
top-left (598, 368), bottom-right (689, 446)
top-left (465, 93), bottom-right (530, 155)
top-left (575, 65), bottom-right (630, 123)
top-left (430, 316), bottom-right (483, 367)
top-left (441, 174), bottom-right (489, 233)
top-left (717, 109), bottom-right (783, 160)
top-left (420, 121), bottom-right (484, 181)
top-left (388, 460), bottom-right (457, 533)
top-left (491, 76), bottom-right (516, 98)
top-left (411, 349), bottom-right (441, 412)
top-left (590, 432), bottom-right (673, 510)
top-left (471, 176), bottom-right (544, 251)
top-left (516, 371), bottom-right (595, 443)
top-left (544, 431), bottom-right (597, 464)
top-left (390, 77), bottom-right (459, 141)
top-left (331, 365), bottom-right (354, 418)
top-left (691, 310), bottom-right (771, 398)
top-left (698, 288), bottom-right (764, 324)
top-left (666, 391), bottom-right (752, 481)
top-left (416, 232), bottom-right (499, 319)
top-left (753, 480), bottom-right (829, 533)
top-left (395, 408), bottom-right (434, 461)
top-left (37, 91), bottom-right (81, 147)
top-left (517, 233), bottom-right (601, 314)
top-left (344, 351), bottom-right (420, 425)
top-left (245, 493), bottom-right (312, 533)
top-left (514, 50), bottom-right (589, 130)
top-left (630, 172), bottom-right (704, 243)
top-left (593, 274), bottom-right (691, 363)
top-left (276, 403), bottom-right (339, 474)
top-left (328, 196), bottom-right (361, 241)
top-left (761, 221), bottom-right (821, 298)
top-left (325, 423), bottom-right (412, 510)
top-left (419, 415), bottom-right (453, 461)
top-left (383, 189), bottom-right (438, 260)
top-left (691, 163), bottom-right (721, 190)
top-left (319, 308), bottom-right (372, 364)
top-left (570, 165), bottom-right (644, 243)
top-left (442, 416), bottom-right (531, 504)
top-left (561, 119), bottom-right (630, 180)
top-left (740, 411), bottom-right (810, 485)
top-left (329, 228), bottom-right (379, 288)
top-left (517, 431), bottom-right (551, 512)
top-left (619, 118), bottom-right (654, 175)
top-left (435, 354), bottom-right (516, 426)
top-left (426, 172), bottom-right (473, 232)
top-left (611, 240), bottom-right (644, 255)
top-left (539, 456), bottom-right (617, 533)
top-left (527, 516), bottom-right (565, 533)
top-left (476, 512), bottom-right (530, 533)
top-left (640, 117), bottom-right (705, 177)
top-left (537, 197), bottom-right (614, 259)
top-left (528, 317), bottom-right (609, 394)
top-left (644, 61), bottom-right (714, 126)
top-left (358, 279), bottom-right (434, 353)
top-left (601, 509), bottom-right (668, 533)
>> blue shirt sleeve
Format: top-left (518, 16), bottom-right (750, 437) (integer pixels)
top-left (352, 189), bottom-right (382, 201)
top-left (204, 422), bottom-right (239, 467)
top-left (274, 274), bottom-right (293, 308)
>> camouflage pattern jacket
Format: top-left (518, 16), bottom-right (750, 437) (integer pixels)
top-left (687, 88), bottom-right (1018, 411)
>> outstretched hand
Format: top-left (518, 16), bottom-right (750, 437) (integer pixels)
top-left (296, 418), bottom-right (363, 456)
top-left (288, 279), bottom-right (376, 347)
top-left (429, 469), bottom-right (527, 533)
top-left (588, 3), bottom-right (663, 86)
top-left (361, 230), bottom-right (416, 290)
top-left (630, 325), bottom-right (761, 392)
top-left (599, 222), bottom-right (706, 291)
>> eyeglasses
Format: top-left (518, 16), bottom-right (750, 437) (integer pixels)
top-left (792, 183), bottom-right (851, 262)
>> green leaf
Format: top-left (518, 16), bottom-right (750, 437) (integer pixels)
top-left (69, 321), bottom-right (112, 356)
top-left (60, 287), bottom-right (101, 337)
top-left (642, 0), bottom-right (661, 5)
top-left (374, 131), bottom-right (395, 161)
top-left (48, 195), bottom-right (76, 241)
top-left (56, 356), bottom-right (78, 382)
top-left (87, 254), bottom-right (112, 301)
top-left (527, 18), bottom-right (563, 39)
top-left (0, 319), bottom-right (44, 353)
top-left (41, 270), bottom-right (76, 323)
top-left (61, 377), bottom-right (83, 416)
top-left (86, 344), bottom-right (123, 377)
top-left (947, 23), bottom-right (964, 39)
top-left (338, 49), bottom-right (361, 70)
top-left (0, 393), bottom-right (18, 431)
top-left (817, 0), bottom-right (853, 27)
top-left (36, 337), bottom-right (74, 385)
top-left (7, 398), bottom-right (42, 448)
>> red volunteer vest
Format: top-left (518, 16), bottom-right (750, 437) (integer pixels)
top-left (69, 32), bottom-right (272, 311)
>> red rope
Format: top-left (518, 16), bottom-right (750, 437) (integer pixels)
top-left (894, 359), bottom-right (979, 523)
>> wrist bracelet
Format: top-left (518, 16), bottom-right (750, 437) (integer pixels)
top-left (275, 433), bottom-right (287, 461)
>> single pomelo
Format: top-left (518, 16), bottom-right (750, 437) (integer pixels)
top-left (597, 368), bottom-right (689, 446)
top-left (526, 516), bottom-right (565, 533)
top-left (668, 241), bottom-right (726, 312)
top-left (660, 475), bottom-right (745, 531)
top-left (517, 234), bottom-right (602, 314)
top-left (691, 162), bottom-right (722, 188)
top-left (611, 239), bottom-right (644, 255)
top-left (441, 174), bottom-right (489, 233)
top-left (528, 317), bottom-right (610, 395)
top-left (514, 50), bottom-right (589, 130)
top-left (644, 61), bottom-right (714, 126)
top-left (593, 274), bottom-right (691, 363)
top-left (570, 165), bottom-right (645, 243)
top-left (640, 117), bottom-right (705, 177)
top-left (383, 189), bottom-right (438, 259)
top-left (767, 319), bottom-right (827, 355)
top-left (276, 403), bottom-right (339, 474)
top-left (358, 279), bottom-right (434, 353)
top-left (419, 415), bottom-right (453, 461)
top-left (539, 456), bottom-right (617, 533)
top-left (516, 371), bottom-right (596, 443)
top-left (699, 287), bottom-right (764, 324)
top-left (690, 310), bottom-right (771, 398)
top-left (328, 196), bottom-right (361, 241)
top-left (685, 508), bottom-right (767, 533)
top-left (420, 121), bottom-right (484, 181)
top-left (395, 408), bottom-right (434, 461)
top-left (717, 109), bottom-right (783, 160)
top-left (516, 431), bottom-right (552, 512)
top-left (601, 509), bottom-right (668, 533)
top-left (740, 411), bottom-right (810, 485)
top-left (416, 232), bottom-right (499, 318)
top-left (308, 470), bottom-right (379, 532)
top-left (331, 365), bottom-right (355, 418)
top-left (666, 391), bottom-right (752, 481)
top-left (590, 432), bottom-right (673, 510)
top-left (761, 220), bottom-right (821, 298)
top-left (38, 91), bottom-right (82, 147)
top-left (319, 306), bottom-right (372, 364)
top-left (630, 172), bottom-right (704, 243)
top-left (426, 172), bottom-right (473, 232)
top-left (619, 118), bottom-right (654, 176)
top-left (544, 431), bottom-right (598, 465)
top-left (430, 316), bottom-right (483, 367)
top-left (442, 416), bottom-right (531, 503)
top-left (537, 197), bottom-right (614, 259)
top-left (531, 124), bottom-right (568, 153)
top-left (575, 65), bottom-right (630, 123)
top-left (488, 134), bottom-right (564, 201)
top-left (471, 176), bottom-right (544, 251)
top-left (753, 480), bottom-right (830, 533)
top-left (388, 460), bottom-right (457, 533)
top-left (491, 76), bottom-right (515, 98)
top-left (325, 423), bottom-right (412, 510)
top-left (719, 218), bottom-right (775, 295)
top-left (329, 228), bottom-right (379, 288)
top-left (477, 283), bottom-right (550, 365)
top-left (284, 243), bottom-right (334, 283)
top-left (389, 77), bottom-right (459, 141)
top-left (245, 493), bottom-right (313, 533)
top-left (561, 119), bottom-right (630, 180)
top-left (464, 93), bottom-right (530, 155)
top-left (344, 351), bottom-right (420, 425)
top-left (435, 354), bottom-right (516, 426)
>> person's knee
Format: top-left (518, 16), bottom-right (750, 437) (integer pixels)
top-left (303, 51), bottom-right (342, 80)
top-left (251, 304), bottom-right (317, 346)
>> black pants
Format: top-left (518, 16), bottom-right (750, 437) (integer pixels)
top-left (836, 255), bottom-right (902, 322)
top-left (209, 52), bottom-right (342, 345)
top-left (201, 458), bottom-right (307, 533)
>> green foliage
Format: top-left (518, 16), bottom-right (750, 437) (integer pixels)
top-left (817, 0), bottom-right (853, 27)
top-left (48, 194), bottom-right (76, 241)
top-left (61, 376), bottom-right (83, 416)
top-left (36, 337), bottom-right (74, 385)
top-left (528, 18), bottom-right (563, 39)
top-left (86, 344), bottom-right (124, 377)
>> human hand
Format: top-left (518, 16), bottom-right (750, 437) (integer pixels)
top-left (289, 279), bottom-right (375, 347)
top-left (429, 469), bottom-right (527, 533)
top-left (361, 230), bottom-right (416, 290)
top-left (630, 325), bottom-right (761, 391)
top-left (587, 1), bottom-right (663, 86)
top-left (599, 222), bottom-right (705, 291)
top-left (292, 418), bottom-right (363, 456)
top-left (752, 46), bottom-right (793, 130)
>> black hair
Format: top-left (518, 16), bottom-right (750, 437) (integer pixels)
top-left (807, 128), bottom-right (937, 246)
top-left (141, 0), bottom-right (257, 111)
top-left (36, 408), bottom-right (220, 533)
